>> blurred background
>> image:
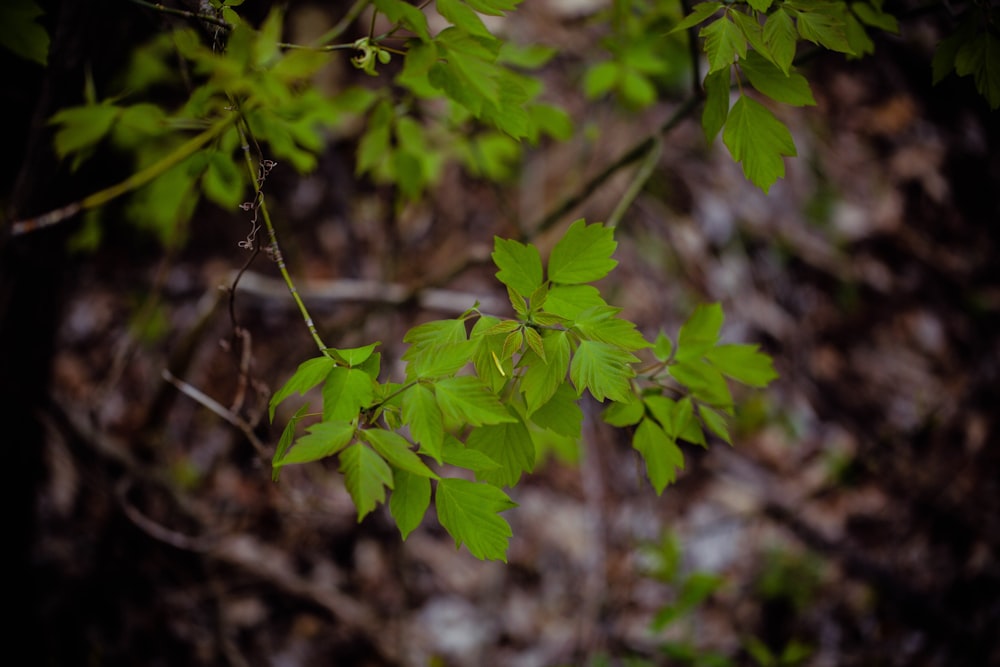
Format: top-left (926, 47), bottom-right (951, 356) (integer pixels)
top-left (2, 1), bottom-right (998, 666)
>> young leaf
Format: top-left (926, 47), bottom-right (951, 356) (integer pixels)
top-left (326, 342), bottom-right (379, 367)
top-left (739, 51), bottom-right (816, 106)
top-left (670, 360), bottom-right (734, 410)
top-left (471, 316), bottom-right (514, 392)
top-left (276, 419), bottom-right (356, 467)
top-left (653, 332), bottom-right (674, 362)
top-left (434, 376), bottom-right (517, 426)
top-left (700, 15), bottom-right (747, 74)
top-left (435, 477), bottom-right (517, 561)
top-left (704, 343), bottom-right (779, 387)
top-left (403, 318), bottom-right (475, 378)
top-left (722, 95), bottom-right (797, 193)
top-left (547, 219), bottom-right (618, 285)
top-left (269, 356), bottom-right (336, 421)
top-left (339, 443), bottom-right (394, 521)
top-left (360, 428), bottom-right (439, 478)
top-left (570, 340), bottom-right (639, 403)
top-left (633, 418), bottom-right (685, 494)
top-left (493, 236), bottom-right (544, 297)
top-left (402, 383), bottom-right (445, 463)
top-left (374, 0), bottom-right (431, 41)
top-left (322, 366), bottom-right (376, 421)
top-left (467, 417), bottom-right (536, 487)
top-left (390, 469), bottom-right (431, 540)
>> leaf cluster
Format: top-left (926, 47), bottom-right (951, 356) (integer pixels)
top-left (270, 221), bottom-right (777, 560)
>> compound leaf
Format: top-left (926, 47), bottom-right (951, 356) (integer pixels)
top-left (700, 15), bottom-right (746, 74)
top-left (705, 343), bottom-right (779, 387)
top-left (740, 51), bottom-right (816, 106)
top-left (402, 383), bottom-right (445, 463)
top-left (322, 366), bottom-right (375, 421)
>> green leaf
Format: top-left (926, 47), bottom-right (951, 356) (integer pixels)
top-left (403, 318), bottom-right (475, 378)
top-left (327, 342), bottom-right (380, 367)
top-left (434, 376), bottom-right (517, 426)
top-left (746, 0), bottom-right (773, 11)
top-left (339, 443), bottom-right (394, 521)
top-left (276, 420), bottom-right (355, 467)
top-left (644, 395), bottom-right (695, 440)
top-left (269, 356), bottom-right (336, 421)
top-left (543, 285), bottom-right (608, 320)
top-left (402, 383), bottom-right (445, 463)
top-left (0, 0), bottom-right (49, 65)
top-left (739, 51), bottom-right (816, 106)
top-left (633, 418), bottom-right (685, 494)
top-left (322, 366), bottom-right (376, 421)
top-left (493, 236), bottom-right (544, 297)
top-left (795, 6), bottom-right (854, 55)
top-left (764, 8), bottom-right (798, 75)
top-left (435, 477), bottom-right (517, 561)
top-left (677, 303), bottom-right (724, 356)
top-left (955, 32), bottom-right (1000, 110)
top-left (573, 306), bottom-right (651, 351)
top-left (467, 416), bottom-right (536, 487)
top-left (722, 95), bottom-right (797, 192)
top-left (471, 316), bottom-right (514, 393)
top-left (602, 394), bottom-right (645, 427)
top-left (437, 0), bottom-right (491, 37)
top-left (700, 15), bottom-right (747, 74)
top-left (529, 381), bottom-right (583, 438)
top-left (705, 343), bottom-right (778, 387)
top-left (570, 340), bottom-right (639, 402)
top-left (583, 61), bottom-right (620, 98)
top-left (201, 151), bottom-right (244, 209)
top-left (271, 403), bottom-right (312, 480)
top-left (390, 469), bottom-right (431, 539)
top-left (50, 104), bottom-right (121, 159)
top-left (702, 67), bottom-right (731, 142)
top-left (374, 0), bottom-right (431, 41)
top-left (360, 428), bottom-right (439, 478)
top-left (653, 332), bottom-right (674, 362)
top-left (441, 435), bottom-right (501, 472)
top-left (670, 2), bottom-right (724, 34)
top-left (520, 329), bottom-right (571, 414)
top-left (699, 405), bottom-right (732, 444)
top-left (851, 1), bottom-right (898, 33)
top-left (671, 359), bottom-right (734, 409)
top-left (464, 0), bottom-right (521, 16)
top-left (548, 220), bottom-right (618, 285)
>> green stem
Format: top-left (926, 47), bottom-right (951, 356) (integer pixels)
top-left (606, 136), bottom-right (663, 229)
top-left (234, 120), bottom-right (329, 355)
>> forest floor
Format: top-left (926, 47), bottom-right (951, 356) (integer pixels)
top-left (21, 2), bottom-right (1000, 667)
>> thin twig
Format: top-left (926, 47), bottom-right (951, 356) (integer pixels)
top-left (161, 369), bottom-right (268, 457)
top-left (529, 95), bottom-right (701, 238)
top-left (606, 136), bottom-right (663, 229)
